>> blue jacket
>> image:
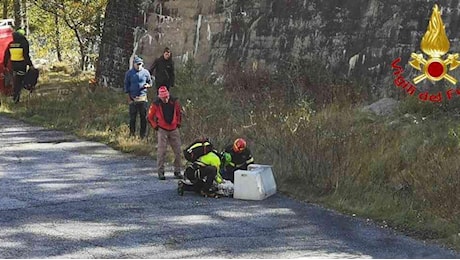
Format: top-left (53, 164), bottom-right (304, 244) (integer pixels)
top-left (124, 68), bottom-right (152, 99)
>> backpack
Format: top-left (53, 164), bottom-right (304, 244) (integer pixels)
top-left (183, 138), bottom-right (214, 162)
top-left (23, 67), bottom-right (39, 91)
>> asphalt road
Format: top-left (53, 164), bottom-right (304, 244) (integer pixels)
top-left (0, 115), bottom-right (459, 258)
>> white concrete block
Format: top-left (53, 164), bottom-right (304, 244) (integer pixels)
top-left (234, 164), bottom-right (277, 200)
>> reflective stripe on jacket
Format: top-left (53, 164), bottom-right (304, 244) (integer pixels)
top-left (9, 44), bottom-right (24, 61)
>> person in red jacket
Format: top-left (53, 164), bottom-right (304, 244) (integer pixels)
top-left (147, 86), bottom-right (183, 180)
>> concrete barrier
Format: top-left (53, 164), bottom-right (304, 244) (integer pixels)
top-left (234, 164), bottom-right (277, 200)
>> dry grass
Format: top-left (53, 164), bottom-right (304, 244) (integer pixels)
top-left (1, 62), bottom-right (460, 251)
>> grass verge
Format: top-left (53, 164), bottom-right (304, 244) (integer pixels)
top-left (1, 69), bottom-right (459, 252)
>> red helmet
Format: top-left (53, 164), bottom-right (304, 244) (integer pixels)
top-left (232, 138), bottom-right (247, 153)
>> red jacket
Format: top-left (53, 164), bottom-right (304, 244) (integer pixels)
top-left (147, 97), bottom-right (182, 131)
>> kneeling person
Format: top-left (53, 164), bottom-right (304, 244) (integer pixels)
top-left (178, 140), bottom-right (223, 197)
top-left (221, 138), bottom-right (254, 183)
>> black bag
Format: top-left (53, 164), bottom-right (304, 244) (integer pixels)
top-left (183, 138), bottom-right (213, 162)
top-left (23, 67), bottom-right (39, 91)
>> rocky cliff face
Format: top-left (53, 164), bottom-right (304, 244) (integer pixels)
top-left (96, 0), bottom-right (150, 88)
top-left (97, 0), bottom-right (460, 97)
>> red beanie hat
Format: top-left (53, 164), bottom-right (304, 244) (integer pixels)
top-left (158, 86), bottom-right (169, 98)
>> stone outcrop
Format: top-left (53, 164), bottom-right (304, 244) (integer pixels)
top-left (97, 0), bottom-right (460, 97)
top-left (362, 97), bottom-right (399, 116)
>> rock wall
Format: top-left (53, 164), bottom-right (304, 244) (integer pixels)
top-left (137, 0), bottom-right (223, 70)
top-left (96, 0), bottom-right (149, 88)
top-left (98, 0), bottom-right (460, 97)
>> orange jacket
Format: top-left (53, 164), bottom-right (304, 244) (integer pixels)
top-left (147, 97), bottom-right (182, 131)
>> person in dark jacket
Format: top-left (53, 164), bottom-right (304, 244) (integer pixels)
top-left (124, 56), bottom-right (152, 139)
top-left (3, 29), bottom-right (33, 103)
top-left (147, 86), bottom-right (182, 180)
top-left (220, 138), bottom-right (254, 183)
top-left (149, 47), bottom-right (175, 91)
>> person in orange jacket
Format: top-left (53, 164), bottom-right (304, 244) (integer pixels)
top-left (147, 86), bottom-right (183, 180)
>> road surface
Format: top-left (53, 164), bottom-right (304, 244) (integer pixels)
top-left (0, 115), bottom-right (459, 258)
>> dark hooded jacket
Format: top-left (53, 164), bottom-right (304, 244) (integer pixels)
top-left (3, 32), bottom-right (32, 72)
top-left (149, 55), bottom-right (175, 89)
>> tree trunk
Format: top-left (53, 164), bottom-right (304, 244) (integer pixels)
top-left (20, 0), bottom-right (26, 32)
top-left (72, 27), bottom-right (86, 71)
top-left (2, 0), bottom-right (9, 19)
top-left (54, 12), bottom-right (62, 61)
top-left (97, 0), bottom-right (143, 88)
top-left (13, 0), bottom-right (20, 28)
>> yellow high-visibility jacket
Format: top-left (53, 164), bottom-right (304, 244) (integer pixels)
top-left (3, 33), bottom-right (32, 68)
top-left (195, 151), bottom-right (223, 184)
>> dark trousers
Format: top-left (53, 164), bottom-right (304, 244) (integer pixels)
top-left (12, 71), bottom-right (25, 103)
top-left (129, 101), bottom-right (148, 138)
top-left (184, 165), bottom-right (217, 193)
top-left (221, 167), bottom-right (237, 183)
top-left (11, 61), bottom-right (27, 102)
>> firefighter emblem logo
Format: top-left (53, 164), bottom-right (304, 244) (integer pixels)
top-left (409, 4), bottom-right (460, 84)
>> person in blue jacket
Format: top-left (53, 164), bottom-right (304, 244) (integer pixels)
top-left (124, 56), bottom-right (152, 139)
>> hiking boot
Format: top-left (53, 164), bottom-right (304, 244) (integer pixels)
top-left (158, 172), bottom-right (166, 180)
top-left (177, 181), bottom-right (184, 196)
top-left (174, 172), bottom-right (183, 179)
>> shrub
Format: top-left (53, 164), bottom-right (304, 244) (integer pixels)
top-left (50, 61), bottom-right (74, 74)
